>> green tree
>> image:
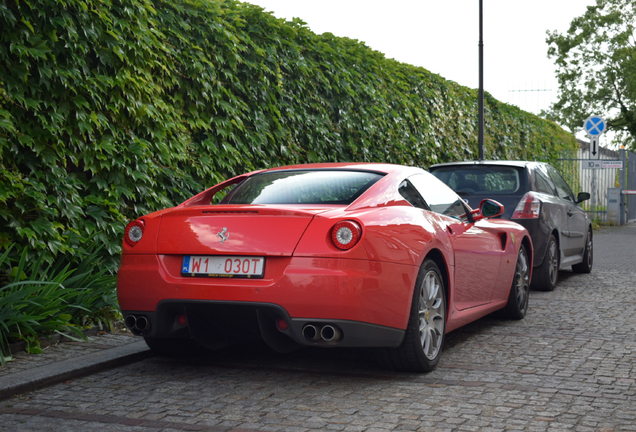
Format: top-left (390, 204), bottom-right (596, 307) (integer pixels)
top-left (546, 0), bottom-right (636, 149)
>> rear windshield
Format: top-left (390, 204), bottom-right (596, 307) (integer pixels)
top-left (221, 170), bottom-right (384, 205)
top-left (430, 166), bottom-right (522, 195)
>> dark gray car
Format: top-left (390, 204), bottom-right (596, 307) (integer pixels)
top-left (429, 161), bottom-right (593, 291)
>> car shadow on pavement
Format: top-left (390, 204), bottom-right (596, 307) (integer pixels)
top-left (148, 339), bottom-right (386, 376)
top-left (149, 316), bottom-right (521, 377)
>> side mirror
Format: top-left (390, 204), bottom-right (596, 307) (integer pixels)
top-left (474, 199), bottom-right (505, 221)
top-left (576, 192), bottom-right (591, 204)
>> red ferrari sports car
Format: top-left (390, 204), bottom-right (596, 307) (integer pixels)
top-left (117, 163), bottom-right (532, 372)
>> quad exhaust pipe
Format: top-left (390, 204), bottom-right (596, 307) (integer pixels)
top-left (302, 324), bottom-right (320, 341)
top-left (125, 314), bottom-right (151, 333)
top-left (302, 324), bottom-right (342, 342)
top-left (320, 325), bottom-right (341, 342)
top-left (136, 316), bottom-right (150, 331)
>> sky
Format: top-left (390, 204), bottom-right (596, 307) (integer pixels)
top-left (246, 0), bottom-right (598, 138)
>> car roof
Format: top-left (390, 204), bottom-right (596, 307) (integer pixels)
top-left (429, 160), bottom-right (544, 170)
top-left (261, 162), bottom-right (421, 176)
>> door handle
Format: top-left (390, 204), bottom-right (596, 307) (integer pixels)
top-left (447, 226), bottom-right (454, 235)
top-left (567, 210), bottom-right (574, 217)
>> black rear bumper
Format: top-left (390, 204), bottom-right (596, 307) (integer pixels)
top-left (122, 300), bottom-right (405, 351)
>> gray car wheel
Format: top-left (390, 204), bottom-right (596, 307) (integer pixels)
top-left (532, 234), bottom-right (558, 291)
top-left (572, 228), bottom-right (593, 273)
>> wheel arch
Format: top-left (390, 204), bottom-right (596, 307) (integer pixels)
top-left (521, 235), bottom-right (534, 270)
top-left (423, 248), bottom-right (450, 316)
top-left (551, 228), bottom-right (562, 264)
top-left (536, 227), bottom-right (560, 267)
top-left (520, 234), bottom-right (534, 280)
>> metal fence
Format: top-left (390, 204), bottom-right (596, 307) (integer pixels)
top-left (556, 146), bottom-right (620, 223)
top-left (624, 150), bottom-right (636, 223)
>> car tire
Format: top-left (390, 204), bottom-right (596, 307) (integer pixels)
top-left (502, 244), bottom-right (530, 320)
top-left (143, 336), bottom-right (206, 357)
top-left (532, 234), bottom-right (559, 291)
top-left (377, 259), bottom-right (446, 373)
top-left (572, 228), bottom-right (593, 273)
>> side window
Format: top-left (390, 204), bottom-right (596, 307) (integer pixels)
top-left (408, 173), bottom-right (470, 222)
top-left (398, 180), bottom-right (430, 210)
top-left (546, 165), bottom-right (575, 202)
top-left (534, 169), bottom-right (555, 195)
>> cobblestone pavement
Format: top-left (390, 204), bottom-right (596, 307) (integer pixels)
top-left (1, 224), bottom-right (635, 431)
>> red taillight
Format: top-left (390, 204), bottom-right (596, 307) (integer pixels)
top-left (331, 220), bottom-right (362, 250)
top-left (176, 314), bottom-right (188, 327)
top-left (124, 219), bottom-right (145, 247)
top-left (276, 318), bottom-right (288, 331)
top-left (511, 193), bottom-right (541, 219)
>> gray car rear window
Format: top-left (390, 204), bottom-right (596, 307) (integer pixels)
top-left (431, 166), bottom-right (522, 195)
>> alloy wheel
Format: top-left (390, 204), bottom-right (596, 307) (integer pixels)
top-left (547, 239), bottom-right (558, 285)
top-left (418, 269), bottom-right (445, 360)
top-left (514, 246), bottom-right (530, 313)
top-left (585, 231), bottom-right (593, 267)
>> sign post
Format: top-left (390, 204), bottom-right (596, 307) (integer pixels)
top-left (478, 0), bottom-right (484, 161)
top-left (583, 115), bottom-right (606, 218)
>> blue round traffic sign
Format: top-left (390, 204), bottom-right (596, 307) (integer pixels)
top-left (584, 115), bottom-right (606, 136)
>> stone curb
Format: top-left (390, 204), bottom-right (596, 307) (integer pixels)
top-left (6, 326), bottom-right (103, 356)
top-left (0, 341), bottom-right (152, 401)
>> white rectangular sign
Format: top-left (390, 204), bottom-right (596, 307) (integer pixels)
top-left (581, 160), bottom-right (602, 169)
top-left (581, 160), bottom-right (623, 169)
top-left (589, 137), bottom-right (600, 159)
top-left (602, 161), bottom-right (623, 169)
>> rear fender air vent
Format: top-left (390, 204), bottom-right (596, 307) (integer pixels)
top-left (500, 233), bottom-right (507, 250)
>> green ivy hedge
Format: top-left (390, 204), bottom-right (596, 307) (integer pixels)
top-left (0, 0), bottom-right (577, 267)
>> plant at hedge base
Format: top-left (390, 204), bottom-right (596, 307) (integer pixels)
top-left (0, 244), bottom-right (119, 366)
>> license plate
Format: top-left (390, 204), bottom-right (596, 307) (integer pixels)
top-left (182, 256), bottom-right (265, 278)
